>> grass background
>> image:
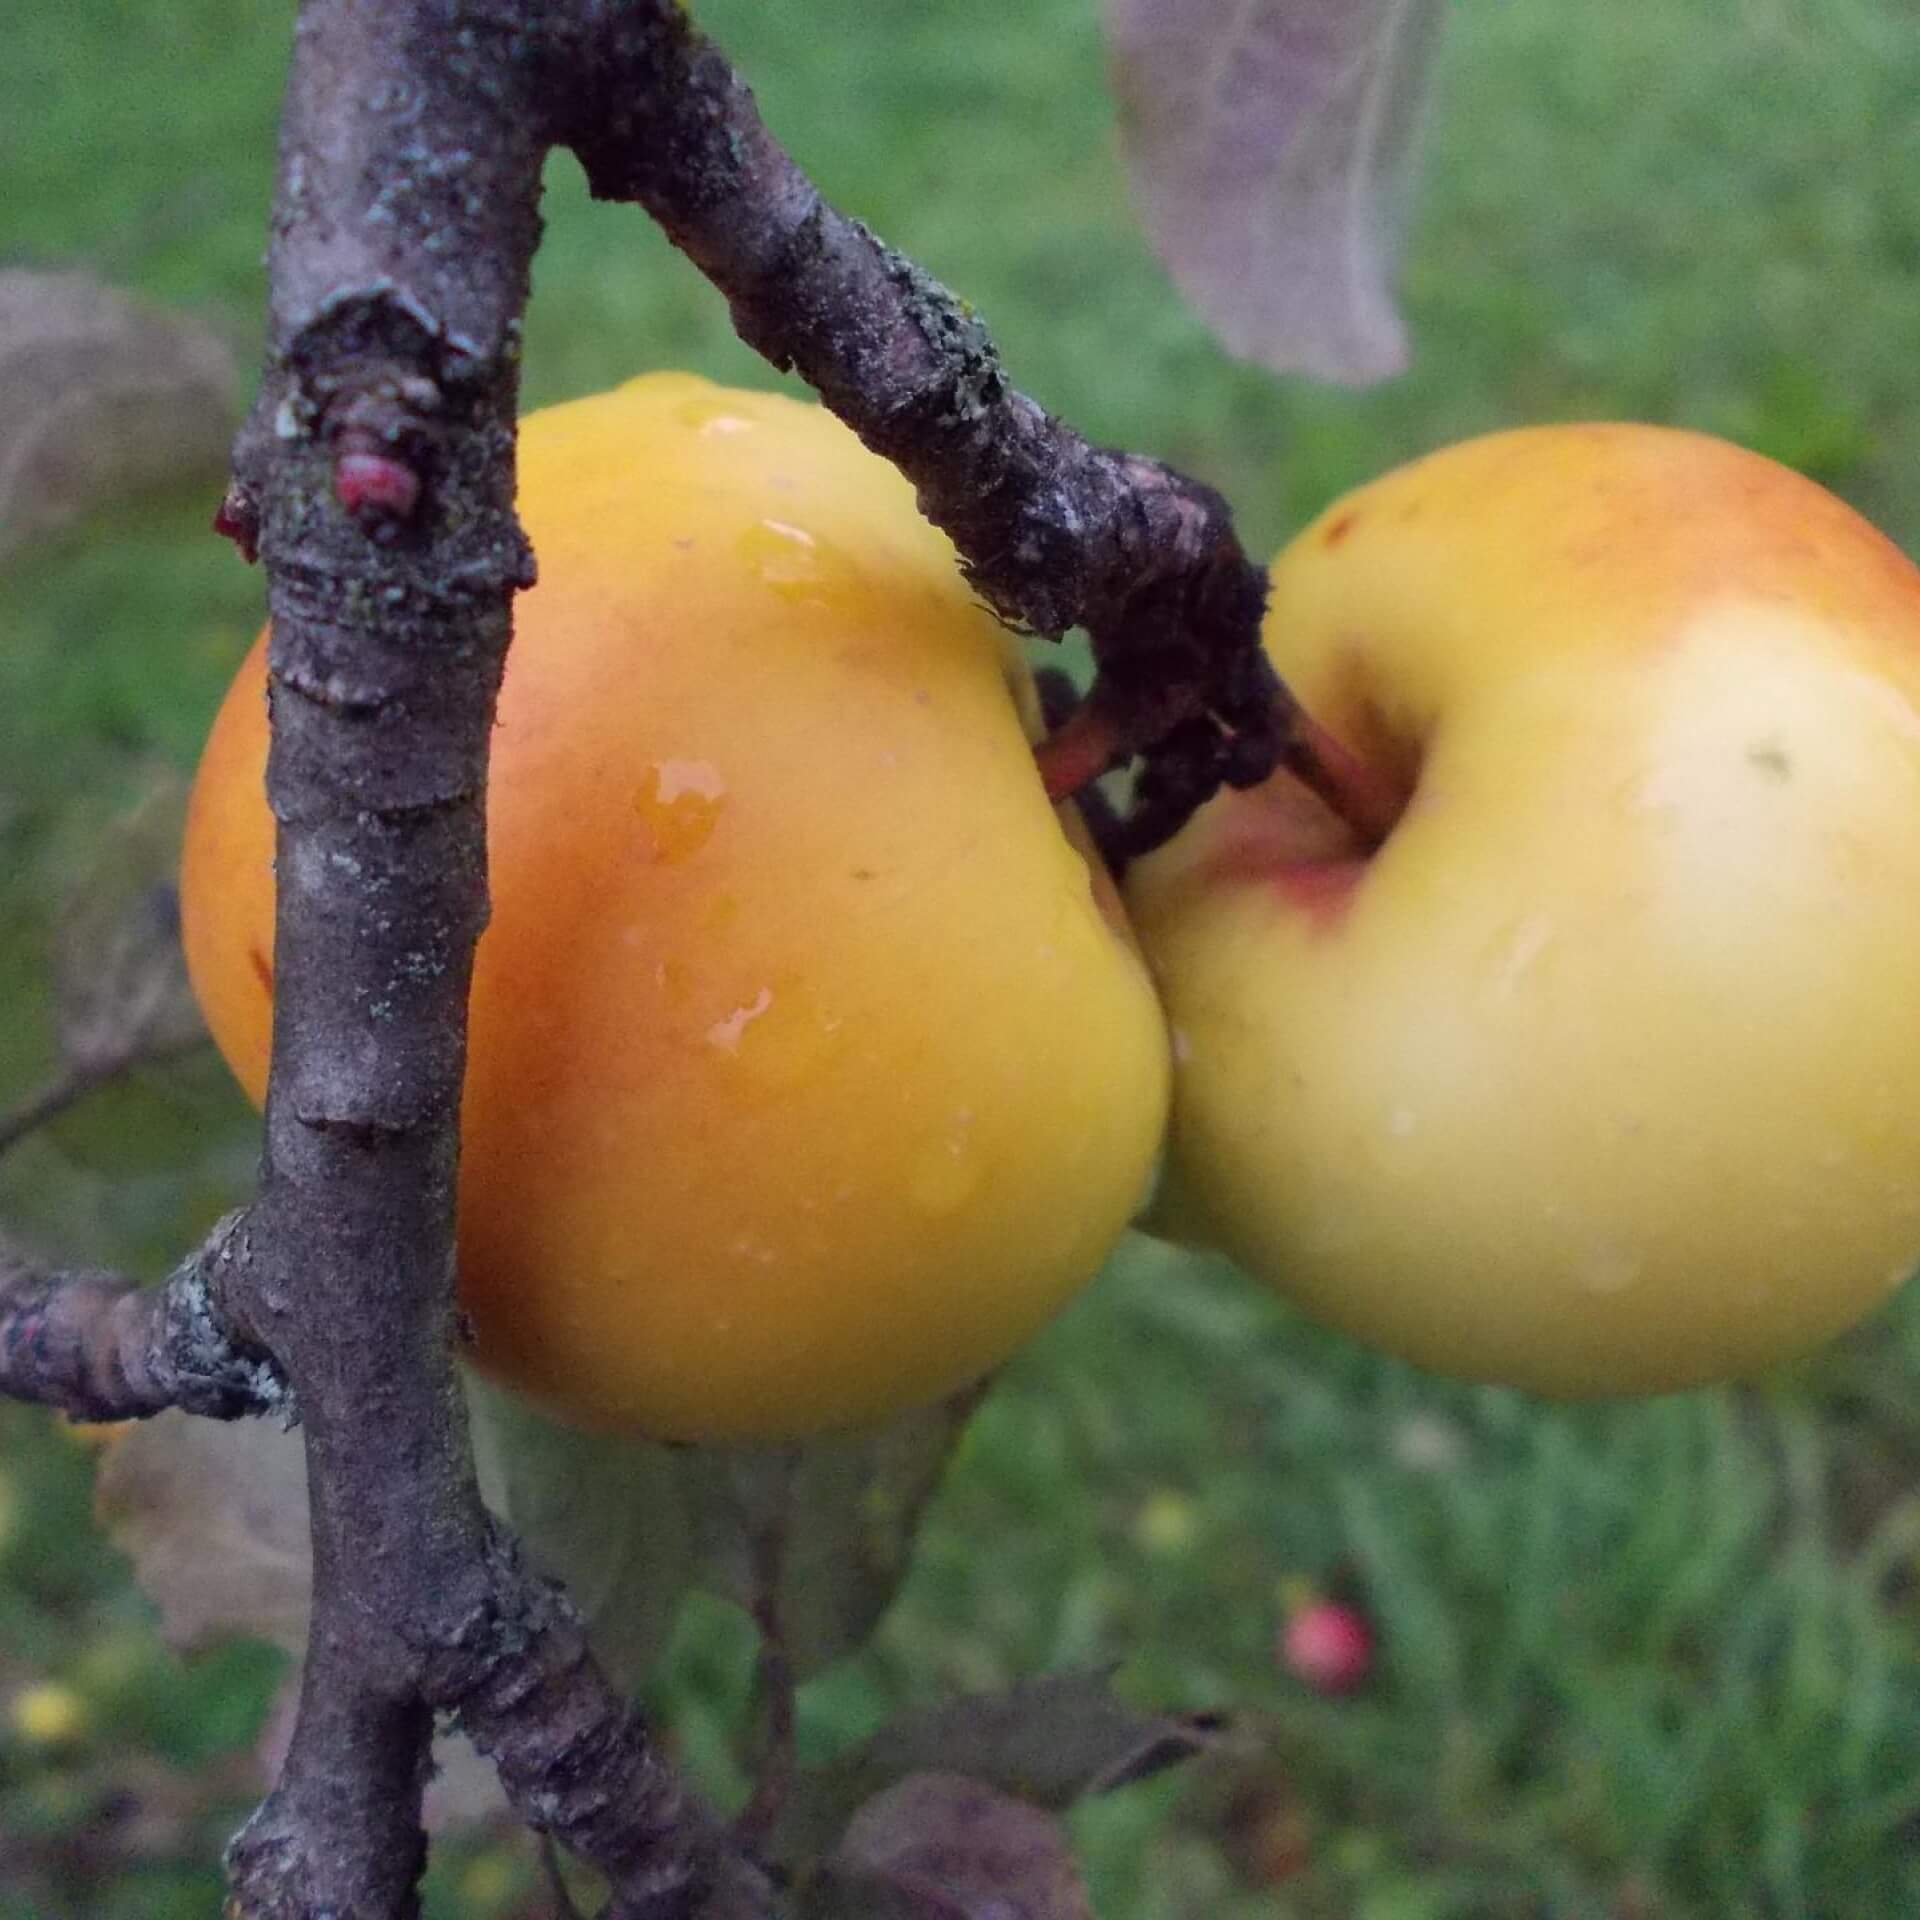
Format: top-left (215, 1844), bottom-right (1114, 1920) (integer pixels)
top-left (6, 0), bottom-right (1920, 1913)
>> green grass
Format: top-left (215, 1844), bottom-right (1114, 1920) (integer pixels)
top-left (6, 0), bottom-right (1920, 1913)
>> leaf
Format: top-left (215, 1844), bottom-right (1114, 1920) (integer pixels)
top-left (467, 1373), bottom-right (701, 1695)
top-left (804, 1774), bottom-right (1093, 1920)
top-left (52, 769), bottom-right (207, 1078)
top-left (678, 1384), bottom-right (985, 1679)
top-left (1105, 0), bottom-right (1446, 383)
top-left (0, 269), bottom-right (239, 564)
top-left (468, 1373), bottom-right (982, 1692)
top-left (776, 1670), bottom-right (1228, 1866)
top-left (95, 1410), bottom-right (312, 1655)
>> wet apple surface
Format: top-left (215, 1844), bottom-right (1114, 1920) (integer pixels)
top-left (1129, 424), bottom-right (1920, 1396)
top-left (182, 374), bottom-right (1171, 1439)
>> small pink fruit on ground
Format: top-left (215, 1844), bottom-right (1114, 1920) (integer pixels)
top-left (1278, 1600), bottom-right (1372, 1694)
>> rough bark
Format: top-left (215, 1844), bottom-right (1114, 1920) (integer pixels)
top-left (554, 1), bottom-right (1393, 852)
top-left (0, 1214), bottom-right (281, 1422)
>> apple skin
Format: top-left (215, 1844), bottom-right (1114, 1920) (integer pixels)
top-left (181, 373), bottom-right (1170, 1441)
top-left (1126, 423), bottom-right (1920, 1397)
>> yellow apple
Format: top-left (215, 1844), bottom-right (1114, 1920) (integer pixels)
top-left (1126, 423), bottom-right (1920, 1396)
top-left (182, 373), bottom-right (1169, 1440)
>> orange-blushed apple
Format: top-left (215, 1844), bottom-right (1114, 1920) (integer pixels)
top-left (182, 373), bottom-right (1170, 1440)
top-left (1127, 423), bottom-right (1920, 1395)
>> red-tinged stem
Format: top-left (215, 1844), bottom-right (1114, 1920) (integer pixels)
top-left (1275, 708), bottom-right (1406, 853)
top-left (1035, 700), bottom-right (1126, 803)
top-left (1039, 691), bottom-right (1403, 857)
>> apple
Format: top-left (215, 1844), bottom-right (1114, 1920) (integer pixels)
top-left (181, 373), bottom-right (1170, 1440)
top-left (1126, 423), bottom-right (1920, 1396)
top-left (1278, 1600), bottom-right (1372, 1695)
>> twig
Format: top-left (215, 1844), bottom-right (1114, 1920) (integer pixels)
top-left (557, 0), bottom-right (1373, 855)
top-left (732, 1456), bottom-right (799, 1864)
top-left (215, 3), bottom-right (728, 1913)
top-left (0, 1035), bottom-right (207, 1163)
top-left (0, 1070), bottom-right (94, 1162)
top-left (0, 1213), bottom-right (283, 1423)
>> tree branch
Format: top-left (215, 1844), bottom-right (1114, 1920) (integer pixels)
top-left (0, 1037), bottom-right (208, 1163)
top-left (556, 0), bottom-right (1380, 854)
top-left (9, 0), bottom-right (1378, 1910)
top-left (0, 1067), bottom-right (100, 1161)
top-left (0, 1213), bottom-right (284, 1423)
top-left (217, 3), bottom-right (726, 1913)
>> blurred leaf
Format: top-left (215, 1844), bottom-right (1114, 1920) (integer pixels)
top-left (467, 1374), bottom-right (982, 1693)
top-left (777, 1670), bottom-right (1227, 1866)
top-left (95, 1412), bottom-right (309, 1656)
top-left (804, 1774), bottom-right (1093, 1920)
top-left (0, 270), bottom-right (238, 567)
top-left (678, 1386), bottom-right (985, 1679)
top-left (1105, 0), bottom-right (1445, 383)
top-left (52, 769), bottom-right (206, 1079)
top-left (466, 1373), bottom-right (700, 1696)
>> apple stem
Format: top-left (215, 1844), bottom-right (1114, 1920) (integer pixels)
top-left (1036, 694), bottom-right (1403, 856)
top-left (1276, 709), bottom-right (1405, 852)
top-left (1035, 699), bottom-right (1126, 802)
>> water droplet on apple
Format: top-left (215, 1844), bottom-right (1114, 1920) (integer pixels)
top-left (701, 891), bottom-right (740, 934)
top-left (1577, 1244), bottom-right (1642, 1295)
top-left (908, 1111), bottom-right (983, 1216)
top-left (706, 985), bottom-right (773, 1054)
top-left (705, 977), bottom-right (842, 1091)
top-left (738, 517), bottom-right (859, 608)
top-left (674, 392), bottom-right (758, 434)
top-left (654, 956), bottom-right (694, 1006)
top-left (633, 759), bottom-right (727, 863)
top-left (1487, 915), bottom-right (1554, 998)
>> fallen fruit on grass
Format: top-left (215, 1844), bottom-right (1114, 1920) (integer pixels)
top-left (1277, 1599), bottom-right (1372, 1695)
top-left (181, 373), bottom-right (1169, 1440)
top-left (1127, 424), bottom-right (1920, 1395)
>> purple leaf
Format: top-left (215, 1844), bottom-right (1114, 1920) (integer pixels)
top-left (777, 1669), bottom-right (1228, 1866)
top-left (1106, 0), bottom-right (1446, 383)
top-left (0, 270), bottom-right (238, 562)
top-left (809, 1774), bottom-right (1094, 1920)
top-left (53, 771), bottom-right (207, 1078)
top-left (95, 1411), bottom-right (311, 1655)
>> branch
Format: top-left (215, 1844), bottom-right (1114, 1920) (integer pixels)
top-left (0, 1037), bottom-right (208, 1163)
top-left (216, 3), bottom-right (731, 1913)
top-left (0, 1213), bottom-right (284, 1423)
top-left (557, 0), bottom-right (1377, 853)
top-left (18, 1), bottom-right (1386, 1912)
top-left (732, 1456), bottom-right (799, 1865)
top-left (0, 1068), bottom-right (99, 1161)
